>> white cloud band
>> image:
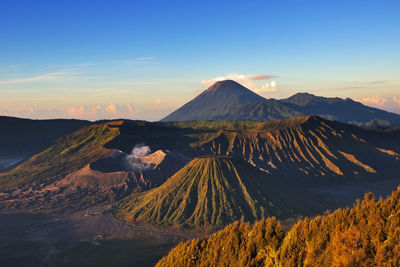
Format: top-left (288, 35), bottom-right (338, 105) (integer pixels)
top-left (201, 73), bottom-right (278, 94)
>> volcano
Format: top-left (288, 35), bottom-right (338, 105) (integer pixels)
top-left (161, 81), bottom-right (400, 127)
top-left (161, 80), bottom-right (266, 121)
top-left (114, 156), bottom-right (322, 228)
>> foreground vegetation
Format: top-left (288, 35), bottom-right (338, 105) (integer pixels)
top-left (157, 186), bottom-right (400, 266)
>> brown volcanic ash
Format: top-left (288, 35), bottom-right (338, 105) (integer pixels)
top-left (0, 149), bottom-right (189, 214)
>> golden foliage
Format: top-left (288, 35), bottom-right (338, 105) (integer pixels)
top-left (158, 186), bottom-right (400, 266)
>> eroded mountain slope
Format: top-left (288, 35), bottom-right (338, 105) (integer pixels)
top-left (114, 157), bottom-right (323, 228)
top-left (189, 116), bottom-right (400, 180)
top-left (1, 116), bottom-right (399, 215)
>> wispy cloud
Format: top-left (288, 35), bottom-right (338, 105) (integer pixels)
top-left (0, 56), bottom-right (156, 86)
top-left (201, 73), bottom-right (278, 94)
top-left (393, 96), bottom-right (400, 107)
top-left (66, 103), bottom-right (139, 119)
top-left (116, 80), bottom-right (162, 86)
top-left (201, 73), bottom-right (277, 86)
top-left (0, 72), bottom-right (70, 85)
top-left (355, 96), bottom-right (387, 107)
top-left (352, 95), bottom-right (400, 114)
top-left (323, 86), bottom-right (366, 91)
top-left (254, 80), bottom-right (277, 93)
top-left (363, 80), bottom-right (387, 85)
top-left (323, 80), bottom-right (390, 92)
top-left (102, 57), bottom-right (156, 66)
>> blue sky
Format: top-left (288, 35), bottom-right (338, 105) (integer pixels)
top-left (1, 0), bottom-right (399, 120)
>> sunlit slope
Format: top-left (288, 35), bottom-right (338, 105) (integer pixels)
top-left (190, 116), bottom-right (400, 179)
top-left (157, 186), bottom-right (400, 266)
top-left (114, 157), bottom-right (322, 228)
top-left (0, 122), bottom-right (121, 189)
top-left (2, 116), bottom-right (399, 190)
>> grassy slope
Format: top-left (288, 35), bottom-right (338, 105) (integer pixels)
top-left (114, 157), bottom-right (323, 228)
top-left (0, 122), bottom-right (120, 189)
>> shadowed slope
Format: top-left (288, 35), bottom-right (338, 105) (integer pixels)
top-left (161, 80), bottom-right (266, 121)
top-left (0, 116), bottom-right (91, 167)
top-left (114, 157), bottom-right (322, 228)
top-left (216, 98), bottom-right (304, 121)
top-left (0, 122), bottom-right (121, 189)
top-left (282, 93), bottom-right (400, 127)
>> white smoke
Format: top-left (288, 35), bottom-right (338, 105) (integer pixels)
top-left (125, 144), bottom-right (152, 170)
top-left (131, 145), bottom-right (151, 157)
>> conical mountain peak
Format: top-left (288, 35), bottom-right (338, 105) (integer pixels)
top-left (114, 156), bottom-right (322, 228)
top-left (161, 80), bottom-right (265, 121)
top-left (205, 79), bottom-right (250, 92)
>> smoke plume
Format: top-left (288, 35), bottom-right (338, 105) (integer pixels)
top-left (125, 144), bottom-right (152, 170)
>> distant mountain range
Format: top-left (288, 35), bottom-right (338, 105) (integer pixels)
top-left (2, 116), bottom-right (399, 222)
top-left (1, 81), bottom-right (400, 265)
top-left (1, 81), bottom-right (400, 229)
top-left (161, 80), bottom-right (400, 127)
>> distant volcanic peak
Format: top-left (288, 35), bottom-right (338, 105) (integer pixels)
top-left (205, 80), bottom-right (264, 99)
top-left (206, 79), bottom-right (245, 92)
top-left (160, 79), bottom-right (265, 122)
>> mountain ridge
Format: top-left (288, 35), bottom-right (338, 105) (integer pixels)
top-left (1, 115), bottom-right (399, 217)
top-left (161, 80), bottom-right (400, 127)
top-left (0, 116), bottom-right (92, 161)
